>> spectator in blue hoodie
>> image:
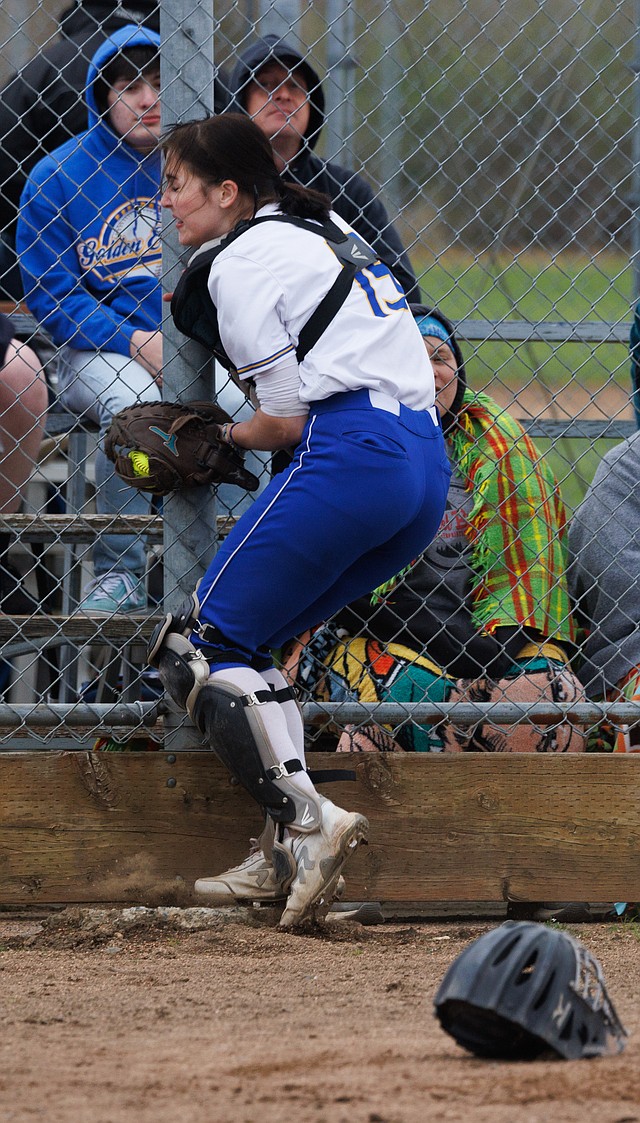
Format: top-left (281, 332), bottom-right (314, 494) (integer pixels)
top-left (17, 24), bottom-right (162, 616)
top-left (0, 2), bottom-right (163, 301)
top-left (227, 36), bottom-right (419, 303)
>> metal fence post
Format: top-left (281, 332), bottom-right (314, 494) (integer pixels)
top-left (160, 0), bottom-right (218, 747)
top-left (377, 1), bottom-right (403, 214)
top-left (323, 0), bottom-right (357, 166)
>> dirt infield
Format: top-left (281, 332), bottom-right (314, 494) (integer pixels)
top-left (1, 908), bottom-right (639, 1123)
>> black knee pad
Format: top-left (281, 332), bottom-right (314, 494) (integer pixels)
top-left (155, 633), bottom-right (210, 713)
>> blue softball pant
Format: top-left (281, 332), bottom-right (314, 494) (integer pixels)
top-left (194, 389), bottom-right (451, 669)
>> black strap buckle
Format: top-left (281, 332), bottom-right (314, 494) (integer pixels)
top-left (265, 759), bottom-right (305, 781)
top-left (242, 685), bottom-right (296, 706)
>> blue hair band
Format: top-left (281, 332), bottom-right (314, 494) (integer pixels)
top-left (414, 315), bottom-right (451, 344)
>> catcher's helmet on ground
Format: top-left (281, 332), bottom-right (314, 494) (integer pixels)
top-left (434, 920), bottom-right (627, 1060)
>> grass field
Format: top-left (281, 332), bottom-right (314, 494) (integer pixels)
top-left (411, 246), bottom-right (636, 511)
top-left (415, 246), bottom-right (633, 324)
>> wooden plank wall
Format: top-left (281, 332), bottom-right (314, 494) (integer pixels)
top-left (2, 752), bottom-right (639, 907)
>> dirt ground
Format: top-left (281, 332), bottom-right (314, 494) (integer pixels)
top-left (1, 908), bottom-right (639, 1123)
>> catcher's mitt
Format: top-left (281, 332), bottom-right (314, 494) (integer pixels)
top-left (104, 400), bottom-right (260, 495)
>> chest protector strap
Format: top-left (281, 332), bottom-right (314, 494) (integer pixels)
top-left (170, 215), bottom-right (378, 381)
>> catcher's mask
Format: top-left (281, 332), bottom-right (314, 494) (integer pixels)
top-left (434, 920), bottom-right (627, 1060)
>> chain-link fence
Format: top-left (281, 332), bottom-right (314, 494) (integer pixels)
top-left (0, 0), bottom-right (638, 753)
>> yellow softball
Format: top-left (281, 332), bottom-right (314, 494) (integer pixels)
top-left (129, 450), bottom-right (150, 477)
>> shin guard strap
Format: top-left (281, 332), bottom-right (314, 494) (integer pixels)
top-left (309, 768), bottom-right (357, 784)
top-left (265, 759), bottom-right (305, 782)
top-left (242, 686), bottom-right (296, 706)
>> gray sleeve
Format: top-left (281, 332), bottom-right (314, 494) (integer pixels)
top-left (568, 434), bottom-right (640, 691)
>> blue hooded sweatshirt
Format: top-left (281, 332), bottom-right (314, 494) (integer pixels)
top-left (17, 24), bottom-right (161, 355)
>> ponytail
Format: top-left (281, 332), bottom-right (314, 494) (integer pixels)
top-left (277, 181), bottom-right (332, 221)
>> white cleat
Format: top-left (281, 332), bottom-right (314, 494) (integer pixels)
top-left (277, 800), bottom-right (369, 929)
top-left (194, 833), bottom-right (346, 907)
top-left (194, 839), bottom-right (285, 904)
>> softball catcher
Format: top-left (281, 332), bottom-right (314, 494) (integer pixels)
top-left (153, 113), bottom-right (450, 927)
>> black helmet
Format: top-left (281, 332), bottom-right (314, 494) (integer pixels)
top-left (434, 921), bottom-right (627, 1060)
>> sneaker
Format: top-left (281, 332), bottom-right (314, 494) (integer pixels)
top-left (193, 835), bottom-right (347, 906)
top-left (277, 799), bottom-right (369, 929)
top-left (78, 571), bottom-right (147, 617)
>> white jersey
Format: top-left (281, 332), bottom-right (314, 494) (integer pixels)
top-left (206, 204), bottom-right (436, 412)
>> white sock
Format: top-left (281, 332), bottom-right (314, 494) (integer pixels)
top-left (262, 666), bottom-right (305, 761)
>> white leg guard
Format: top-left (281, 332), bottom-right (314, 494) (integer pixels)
top-left (153, 633), bottom-right (210, 713)
top-left (147, 590), bottom-right (210, 713)
top-left (191, 666), bottom-right (322, 828)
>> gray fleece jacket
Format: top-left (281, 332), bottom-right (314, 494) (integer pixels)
top-left (568, 431), bottom-right (640, 696)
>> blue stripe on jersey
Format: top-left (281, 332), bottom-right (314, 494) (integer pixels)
top-left (236, 342), bottom-right (296, 375)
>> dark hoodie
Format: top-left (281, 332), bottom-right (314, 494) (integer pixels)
top-left (228, 36), bottom-right (420, 302)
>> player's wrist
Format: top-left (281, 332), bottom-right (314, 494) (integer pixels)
top-left (220, 422), bottom-right (241, 449)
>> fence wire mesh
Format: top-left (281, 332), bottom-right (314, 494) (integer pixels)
top-left (0, 0), bottom-right (638, 752)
